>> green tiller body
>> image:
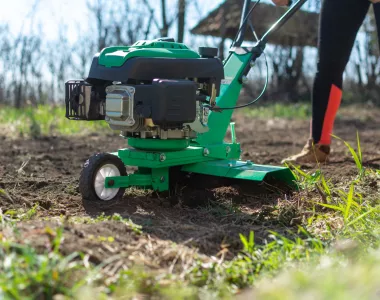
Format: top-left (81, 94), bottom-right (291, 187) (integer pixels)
top-left (65, 0), bottom-right (307, 202)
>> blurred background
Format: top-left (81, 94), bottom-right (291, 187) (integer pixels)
top-left (0, 0), bottom-right (379, 108)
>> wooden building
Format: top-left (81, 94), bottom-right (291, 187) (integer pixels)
top-left (191, 0), bottom-right (319, 48)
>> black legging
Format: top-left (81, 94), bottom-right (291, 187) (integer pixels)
top-left (312, 0), bottom-right (379, 144)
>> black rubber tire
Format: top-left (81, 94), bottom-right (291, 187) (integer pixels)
top-left (79, 153), bottom-right (127, 202)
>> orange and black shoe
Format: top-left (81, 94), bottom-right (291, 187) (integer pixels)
top-left (281, 139), bottom-right (330, 165)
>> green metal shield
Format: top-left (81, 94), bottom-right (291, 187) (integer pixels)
top-left (181, 160), bottom-right (297, 189)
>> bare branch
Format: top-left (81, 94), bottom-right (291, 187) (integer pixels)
top-left (141, 0), bottom-right (161, 32)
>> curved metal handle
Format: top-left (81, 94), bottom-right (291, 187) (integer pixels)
top-left (260, 0), bottom-right (308, 44)
top-left (234, 0), bottom-right (252, 47)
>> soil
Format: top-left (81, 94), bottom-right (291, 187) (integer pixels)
top-left (1, 109), bottom-right (380, 262)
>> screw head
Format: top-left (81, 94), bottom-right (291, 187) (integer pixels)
top-left (242, 76), bottom-right (249, 84)
top-left (159, 153), bottom-right (166, 162)
top-left (203, 148), bottom-right (210, 156)
top-left (160, 176), bottom-right (165, 182)
top-left (250, 60), bottom-right (255, 68)
top-left (226, 146), bottom-right (231, 154)
top-left (108, 179), bottom-right (115, 187)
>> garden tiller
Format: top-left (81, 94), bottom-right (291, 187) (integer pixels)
top-left (65, 0), bottom-right (307, 202)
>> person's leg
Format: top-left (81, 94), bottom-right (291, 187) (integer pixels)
top-left (312, 0), bottom-right (370, 145)
top-left (373, 3), bottom-right (380, 46)
top-left (282, 0), bottom-right (370, 164)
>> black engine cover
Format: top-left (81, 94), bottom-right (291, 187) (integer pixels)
top-left (151, 79), bottom-right (196, 127)
top-left (133, 79), bottom-right (197, 129)
top-left (86, 56), bottom-right (224, 96)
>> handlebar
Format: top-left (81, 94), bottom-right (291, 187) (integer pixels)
top-left (260, 0), bottom-right (308, 44)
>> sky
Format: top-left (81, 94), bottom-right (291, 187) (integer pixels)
top-left (1, 0), bottom-right (290, 42)
top-left (1, 0), bottom-right (319, 47)
top-left (0, 0), bottom-right (283, 83)
top-left (0, 0), bottom-right (226, 43)
top-left (0, 0), bottom-right (323, 82)
top-left (1, 0), bottom-right (369, 90)
top-left (0, 0), bottom-right (86, 41)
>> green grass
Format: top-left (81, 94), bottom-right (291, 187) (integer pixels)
top-left (242, 103), bottom-right (311, 119)
top-left (1, 191), bottom-right (378, 300)
top-left (0, 222), bottom-right (325, 299)
top-left (1, 161), bottom-right (379, 300)
top-left (249, 248), bottom-right (380, 300)
top-left (0, 228), bottom-right (85, 300)
top-left (0, 104), bottom-right (377, 137)
top-left (241, 103), bottom-right (379, 121)
top-left (0, 105), bottom-right (109, 137)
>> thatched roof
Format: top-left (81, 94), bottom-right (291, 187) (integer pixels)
top-left (191, 0), bottom-right (319, 47)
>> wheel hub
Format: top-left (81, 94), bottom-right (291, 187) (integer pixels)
top-left (94, 164), bottom-right (121, 200)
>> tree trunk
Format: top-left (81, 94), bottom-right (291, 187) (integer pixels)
top-left (160, 0), bottom-right (169, 37)
top-left (177, 0), bottom-right (186, 43)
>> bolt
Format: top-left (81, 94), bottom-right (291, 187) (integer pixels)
top-left (159, 153), bottom-right (166, 162)
top-left (203, 148), bottom-right (210, 156)
top-left (226, 146), bottom-right (231, 154)
top-left (228, 163), bottom-right (233, 167)
top-left (250, 60), bottom-right (255, 68)
top-left (108, 179), bottom-right (115, 187)
top-left (246, 160), bottom-right (252, 165)
top-left (160, 176), bottom-right (165, 182)
top-left (242, 75), bottom-right (249, 84)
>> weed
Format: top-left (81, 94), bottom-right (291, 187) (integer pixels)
top-left (64, 184), bottom-right (78, 196)
top-left (2, 205), bottom-right (40, 225)
top-left (240, 231), bottom-right (255, 253)
top-left (0, 189), bottom-right (14, 205)
top-left (287, 164), bottom-right (321, 191)
top-left (203, 201), bottom-right (242, 218)
top-left (5, 205), bottom-right (39, 222)
top-left (332, 132), bottom-right (364, 178)
top-left (19, 205), bottom-right (39, 221)
top-left (68, 213), bottom-right (143, 235)
top-left (0, 232), bottom-right (84, 299)
top-left (192, 230), bottom-right (325, 291)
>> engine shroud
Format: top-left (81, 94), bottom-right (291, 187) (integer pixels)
top-left (86, 40), bottom-right (224, 97)
top-left (65, 39), bottom-right (224, 149)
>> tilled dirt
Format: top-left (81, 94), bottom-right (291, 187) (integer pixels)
top-left (1, 110), bottom-right (380, 260)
